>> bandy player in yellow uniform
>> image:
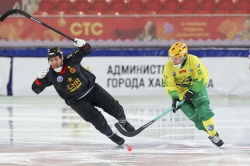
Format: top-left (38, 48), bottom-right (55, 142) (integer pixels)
top-left (163, 42), bottom-right (224, 148)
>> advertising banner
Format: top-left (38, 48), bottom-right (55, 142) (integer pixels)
top-left (10, 56), bottom-right (250, 97)
top-left (0, 16), bottom-right (249, 47)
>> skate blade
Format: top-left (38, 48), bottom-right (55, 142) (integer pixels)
top-left (219, 144), bottom-right (225, 149)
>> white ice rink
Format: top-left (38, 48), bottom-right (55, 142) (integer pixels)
top-left (0, 95), bottom-right (250, 166)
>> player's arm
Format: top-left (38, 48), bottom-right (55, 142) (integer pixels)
top-left (163, 64), bottom-right (179, 99)
top-left (163, 64), bottom-right (181, 112)
top-left (189, 57), bottom-right (207, 93)
top-left (71, 38), bottom-right (92, 63)
top-left (183, 57), bottom-right (208, 104)
top-left (32, 67), bottom-right (52, 94)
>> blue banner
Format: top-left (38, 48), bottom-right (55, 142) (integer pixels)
top-left (0, 48), bottom-right (248, 57)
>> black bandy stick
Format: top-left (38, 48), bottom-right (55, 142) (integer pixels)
top-left (0, 9), bottom-right (74, 41)
top-left (115, 100), bottom-right (184, 137)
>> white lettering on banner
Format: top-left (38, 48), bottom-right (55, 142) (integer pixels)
top-left (107, 65), bottom-right (165, 75)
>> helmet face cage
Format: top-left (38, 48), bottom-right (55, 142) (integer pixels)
top-left (47, 47), bottom-right (63, 60)
top-left (168, 42), bottom-right (188, 59)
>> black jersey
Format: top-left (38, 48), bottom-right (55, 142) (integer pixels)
top-left (32, 43), bottom-right (96, 105)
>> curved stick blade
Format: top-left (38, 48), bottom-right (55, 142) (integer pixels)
top-left (0, 9), bottom-right (17, 22)
top-left (115, 122), bottom-right (147, 137)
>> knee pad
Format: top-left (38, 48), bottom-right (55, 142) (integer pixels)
top-left (181, 112), bottom-right (204, 130)
top-left (189, 114), bottom-right (205, 130)
top-left (194, 121), bottom-right (206, 130)
top-left (195, 102), bottom-right (214, 121)
top-left (180, 103), bottom-right (206, 130)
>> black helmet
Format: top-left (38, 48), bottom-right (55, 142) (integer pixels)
top-left (47, 47), bottom-right (63, 59)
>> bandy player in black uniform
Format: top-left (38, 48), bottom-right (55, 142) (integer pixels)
top-left (32, 38), bottom-right (135, 145)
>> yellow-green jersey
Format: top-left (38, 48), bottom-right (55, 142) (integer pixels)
top-left (163, 54), bottom-right (209, 100)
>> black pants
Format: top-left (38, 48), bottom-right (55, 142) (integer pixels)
top-left (69, 83), bottom-right (126, 136)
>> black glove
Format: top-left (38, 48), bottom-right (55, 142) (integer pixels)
top-left (184, 90), bottom-right (195, 103)
top-left (172, 98), bottom-right (181, 113)
top-left (81, 43), bottom-right (92, 54)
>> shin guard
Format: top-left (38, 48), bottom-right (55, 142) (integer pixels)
top-left (202, 117), bottom-right (217, 137)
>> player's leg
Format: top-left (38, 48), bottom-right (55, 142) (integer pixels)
top-left (193, 89), bottom-right (216, 135)
top-left (89, 83), bottom-right (135, 132)
top-left (193, 89), bottom-right (224, 147)
top-left (180, 103), bottom-right (206, 131)
top-left (69, 99), bottom-right (124, 145)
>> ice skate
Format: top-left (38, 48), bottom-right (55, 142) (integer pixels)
top-left (119, 120), bottom-right (135, 132)
top-left (209, 132), bottom-right (224, 148)
top-left (108, 133), bottom-right (125, 145)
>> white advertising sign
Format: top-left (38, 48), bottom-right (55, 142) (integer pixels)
top-left (0, 57), bottom-right (11, 95)
top-left (10, 56), bottom-right (250, 97)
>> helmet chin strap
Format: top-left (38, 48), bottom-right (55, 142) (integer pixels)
top-left (53, 66), bottom-right (63, 72)
top-left (174, 63), bottom-right (182, 68)
top-left (51, 62), bottom-right (63, 72)
top-left (173, 55), bottom-right (186, 68)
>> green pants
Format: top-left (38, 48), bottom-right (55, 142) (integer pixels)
top-left (180, 89), bottom-right (214, 130)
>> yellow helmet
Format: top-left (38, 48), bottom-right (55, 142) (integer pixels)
top-left (168, 42), bottom-right (188, 58)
